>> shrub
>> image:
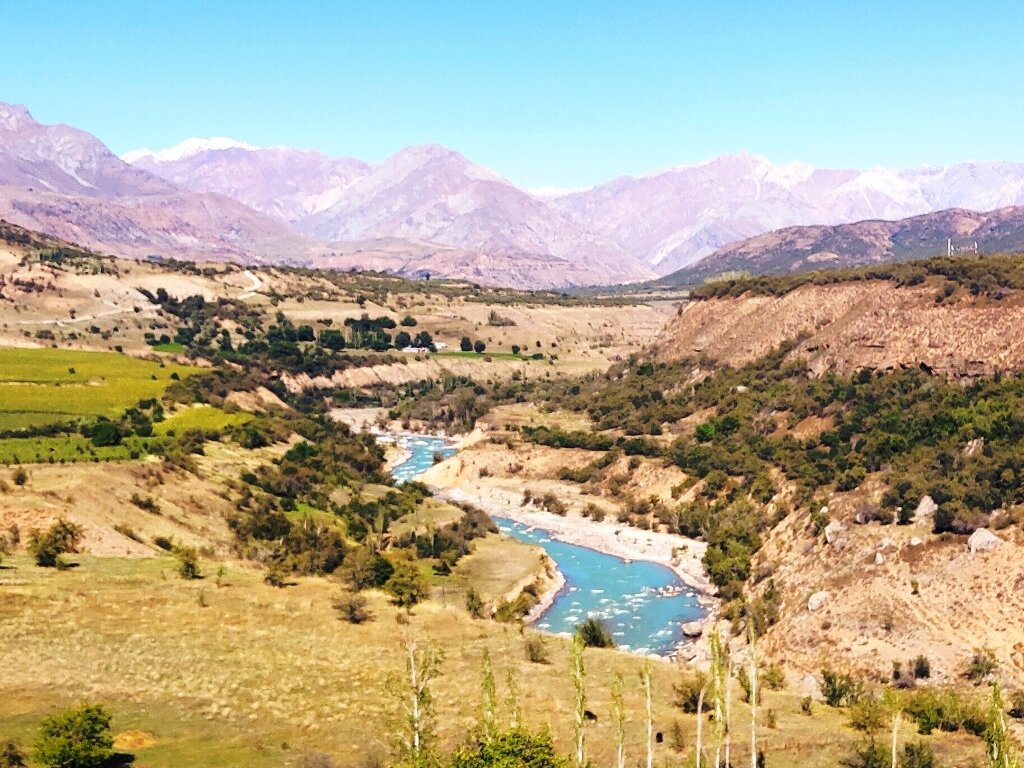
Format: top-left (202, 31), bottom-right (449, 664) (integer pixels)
top-left (848, 693), bottom-right (887, 734)
top-left (674, 671), bottom-right (708, 713)
top-left (912, 654), bottom-right (931, 679)
top-left (821, 668), bottom-right (864, 708)
top-left (0, 741), bottom-right (26, 768)
top-left (465, 586), bottom-right (485, 618)
top-left (34, 704), bottom-right (114, 768)
top-left (1009, 690), bottom-right (1024, 719)
top-left (152, 536), bottom-right (173, 551)
top-left (524, 634), bottom-right (549, 664)
top-left (12, 467), bottom-right (27, 487)
top-left (761, 663), bottom-right (786, 690)
top-left (964, 648), bottom-right (998, 683)
top-left (449, 727), bottom-right (567, 768)
top-left (27, 519), bottom-right (83, 568)
top-left (332, 591), bottom-right (371, 624)
top-left (574, 617), bottom-right (614, 648)
top-left (172, 545), bottom-right (202, 580)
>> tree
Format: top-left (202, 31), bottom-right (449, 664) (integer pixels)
top-left (400, 315), bottom-right (418, 327)
top-left (34, 704), bottom-right (114, 768)
top-left (480, 648), bottom-right (497, 742)
top-left (984, 683), bottom-right (1021, 768)
top-left (474, 340), bottom-right (486, 354)
top-left (385, 561), bottom-right (429, 609)
top-left (611, 673), bottom-right (626, 768)
top-left (390, 630), bottom-right (443, 763)
top-left (395, 331), bottom-right (412, 349)
top-left (320, 328), bottom-right (346, 350)
top-left (570, 635), bottom-right (587, 768)
top-left (460, 336), bottom-right (473, 352)
top-left (90, 420), bottom-right (121, 447)
top-left (511, 345), bottom-right (521, 356)
top-left (28, 519), bottom-right (83, 568)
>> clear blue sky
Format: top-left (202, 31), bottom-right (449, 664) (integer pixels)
top-left (2, 0), bottom-right (1022, 188)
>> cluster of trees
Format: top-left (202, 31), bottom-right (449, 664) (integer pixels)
top-left (460, 336), bottom-right (487, 354)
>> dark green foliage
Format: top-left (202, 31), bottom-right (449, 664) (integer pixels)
top-left (385, 561), bottom-right (429, 608)
top-left (674, 671), bottom-right (708, 713)
top-left (903, 687), bottom-right (986, 736)
top-left (0, 741), bottom-right (26, 768)
top-left (34, 704), bottom-right (114, 768)
top-left (27, 518), bottom-right (83, 568)
top-left (820, 669), bottom-right (864, 708)
top-left (448, 728), bottom-right (567, 768)
top-left (689, 252), bottom-right (1024, 301)
top-left (332, 591), bottom-right (371, 624)
top-left (465, 586), bottom-right (484, 618)
top-left (88, 420), bottom-right (122, 447)
top-left (912, 654), bottom-right (931, 679)
top-left (574, 617), bottom-right (614, 648)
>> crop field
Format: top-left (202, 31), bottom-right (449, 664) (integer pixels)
top-left (0, 348), bottom-right (200, 431)
top-left (155, 405), bottom-right (253, 436)
top-left (0, 435), bottom-right (152, 464)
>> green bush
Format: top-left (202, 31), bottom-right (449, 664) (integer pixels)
top-left (34, 704), bottom-right (114, 768)
top-left (574, 617), bottom-right (614, 648)
top-left (172, 545), bottom-right (202, 580)
top-left (27, 518), bottom-right (83, 568)
top-left (0, 741), bottom-right (26, 768)
top-left (448, 727), bottom-right (567, 768)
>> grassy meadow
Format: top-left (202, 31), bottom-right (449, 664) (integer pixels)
top-left (0, 554), bottom-right (984, 768)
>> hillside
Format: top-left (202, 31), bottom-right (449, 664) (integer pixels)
top-left (655, 206), bottom-right (1024, 287)
top-left (653, 251), bottom-right (1024, 377)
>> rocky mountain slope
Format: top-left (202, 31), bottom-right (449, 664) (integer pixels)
top-left (656, 206), bottom-right (1024, 286)
top-left (0, 103), bottom-right (307, 262)
top-left (134, 135), bottom-right (1024, 280)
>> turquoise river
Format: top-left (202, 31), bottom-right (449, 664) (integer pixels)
top-left (386, 434), bottom-right (705, 655)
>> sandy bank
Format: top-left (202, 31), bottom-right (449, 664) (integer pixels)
top-left (432, 482), bottom-right (714, 598)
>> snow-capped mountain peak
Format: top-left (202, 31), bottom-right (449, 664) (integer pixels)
top-left (122, 136), bottom-right (259, 164)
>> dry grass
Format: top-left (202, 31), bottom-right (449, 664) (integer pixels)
top-left (0, 555), bottom-right (984, 767)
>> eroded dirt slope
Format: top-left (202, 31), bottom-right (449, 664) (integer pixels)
top-left (655, 281), bottom-right (1024, 377)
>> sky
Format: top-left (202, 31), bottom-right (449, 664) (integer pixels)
top-left (2, 0), bottom-right (1023, 189)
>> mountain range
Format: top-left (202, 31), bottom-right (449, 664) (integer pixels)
top-left (3, 100), bottom-right (1024, 287)
top-left (654, 205), bottom-right (1024, 288)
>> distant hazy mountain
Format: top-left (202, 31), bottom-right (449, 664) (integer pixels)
top-left (548, 154), bottom-right (1024, 274)
top-left (0, 103), bottom-right (303, 262)
top-left (7, 98), bottom-right (1024, 288)
top-left (129, 140), bottom-right (371, 225)
top-left (132, 136), bottom-right (1024, 281)
top-left (655, 205), bottom-right (1024, 287)
top-left (132, 140), bottom-right (652, 285)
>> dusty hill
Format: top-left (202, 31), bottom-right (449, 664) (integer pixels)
top-left (654, 279), bottom-right (1024, 377)
top-left (656, 206), bottom-right (1024, 286)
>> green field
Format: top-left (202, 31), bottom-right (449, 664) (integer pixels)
top-left (434, 351), bottom-right (530, 361)
top-left (155, 405), bottom-right (252, 435)
top-left (0, 435), bottom-right (154, 464)
top-left (0, 348), bottom-right (200, 431)
top-left (151, 342), bottom-right (186, 353)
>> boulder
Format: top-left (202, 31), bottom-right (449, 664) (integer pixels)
top-left (824, 520), bottom-right (845, 545)
top-left (807, 591), bottom-right (831, 612)
top-left (909, 537), bottom-right (923, 547)
top-left (964, 437), bottom-right (985, 457)
top-left (913, 496), bottom-right (937, 525)
top-left (874, 552), bottom-right (885, 565)
top-left (968, 528), bottom-right (1003, 553)
top-left (681, 621), bottom-right (703, 638)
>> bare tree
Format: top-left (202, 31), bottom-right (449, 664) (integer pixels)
top-left (480, 647), bottom-right (497, 742)
top-left (570, 634), bottom-right (587, 768)
top-left (642, 661), bottom-right (654, 768)
top-left (390, 628), bottom-right (442, 762)
top-left (611, 672), bottom-right (626, 768)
